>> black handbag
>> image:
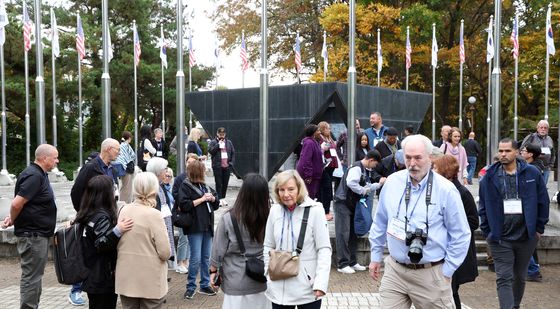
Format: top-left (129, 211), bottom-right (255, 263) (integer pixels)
top-left (230, 214), bottom-right (267, 283)
top-left (172, 204), bottom-right (193, 229)
top-left (125, 161), bottom-right (135, 174)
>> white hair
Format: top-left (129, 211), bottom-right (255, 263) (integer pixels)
top-left (537, 120), bottom-right (549, 128)
top-left (101, 138), bottom-right (119, 152)
top-left (146, 157), bottom-right (168, 176)
top-left (401, 134), bottom-right (433, 156)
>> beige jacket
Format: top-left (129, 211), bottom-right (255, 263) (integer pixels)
top-left (115, 203), bottom-right (171, 299)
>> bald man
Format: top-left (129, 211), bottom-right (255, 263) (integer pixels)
top-left (2, 144), bottom-right (59, 309)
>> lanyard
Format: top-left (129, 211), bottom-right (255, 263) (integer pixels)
top-left (279, 208), bottom-right (296, 252)
top-left (396, 175), bottom-right (427, 219)
top-left (403, 171), bottom-right (433, 236)
top-left (502, 166), bottom-right (519, 200)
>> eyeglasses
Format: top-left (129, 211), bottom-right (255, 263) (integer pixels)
top-left (165, 175), bottom-right (172, 179)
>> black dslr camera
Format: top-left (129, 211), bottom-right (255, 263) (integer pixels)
top-left (405, 228), bottom-right (428, 264)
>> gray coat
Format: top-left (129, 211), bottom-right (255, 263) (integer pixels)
top-left (210, 211), bottom-right (266, 295)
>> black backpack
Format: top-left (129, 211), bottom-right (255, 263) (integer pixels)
top-left (53, 223), bottom-right (90, 285)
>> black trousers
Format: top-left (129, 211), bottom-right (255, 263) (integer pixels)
top-left (87, 292), bottom-right (117, 309)
top-left (272, 300), bottom-right (322, 309)
top-left (319, 167), bottom-right (335, 214)
top-left (213, 166), bottom-right (231, 199)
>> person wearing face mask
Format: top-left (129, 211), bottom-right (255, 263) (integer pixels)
top-left (521, 120), bottom-right (555, 185)
top-left (368, 134), bottom-right (471, 308)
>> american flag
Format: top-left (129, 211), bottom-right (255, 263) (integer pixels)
top-left (189, 34), bottom-right (196, 68)
top-left (405, 27), bottom-right (411, 69)
top-left (240, 32), bottom-right (249, 72)
top-left (133, 24), bottom-right (141, 67)
top-left (511, 14), bottom-right (519, 59)
top-left (459, 21), bottom-right (465, 64)
top-left (76, 15), bottom-right (85, 61)
top-left (23, 2), bottom-right (32, 52)
top-left (294, 32), bottom-right (302, 73)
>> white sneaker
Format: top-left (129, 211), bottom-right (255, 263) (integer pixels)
top-left (351, 263), bottom-right (367, 271)
top-left (176, 265), bottom-right (188, 274)
top-left (337, 266), bottom-right (356, 274)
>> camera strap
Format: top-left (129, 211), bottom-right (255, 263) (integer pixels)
top-left (404, 171), bottom-right (434, 236)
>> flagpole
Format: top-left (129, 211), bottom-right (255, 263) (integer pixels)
top-left (432, 23), bottom-right (436, 141)
top-left (161, 24), bottom-right (165, 131)
top-left (459, 20), bottom-right (464, 133)
top-left (259, 0), bottom-right (269, 178)
top-left (101, 0), bottom-right (111, 139)
top-left (490, 0), bottom-right (502, 162)
top-left (406, 26), bottom-right (409, 91)
top-left (486, 15), bottom-right (493, 167)
top-left (133, 20), bottom-right (138, 155)
top-left (323, 30), bottom-right (327, 82)
top-left (545, 3), bottom-right (552, 121)
top-left (78, 47), bottom-right (83, 168)
top-left (51, 8), bottom-right (57, 148)
top-left (176, 0), bottom-right (186, 174)
top-left (34, 0), bottom-right (46, 144)
top-left (0, 28), bottom-right (6, 172)
top-left (296, 30), bottom-right (301, 84)
top-left (189, 31), bottom-right (192, 133)
top-left (24, 38), bottom-right (30, 166)
top-left (242, 30), bottom-right (245, 88)
top-left (347, 0), bottom-right (356, 165)
top-left (377, 28), bottom-right (381, 87)
top-left (557, 75), bottom-right (560, 192)
top-left (513, 12), bottom-right (519, 140)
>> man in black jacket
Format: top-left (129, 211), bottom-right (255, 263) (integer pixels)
top-left (208, 127), bottom-right (235, 205)
top-left (374, 127), bottom-right (401, 159)
top-left (464, 132), bottom-right (482, 184)
top-left (68, 138), bottom-right (120, 305)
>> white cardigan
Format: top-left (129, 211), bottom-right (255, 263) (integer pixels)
top-left (263, 197), bottom-right (332, 305)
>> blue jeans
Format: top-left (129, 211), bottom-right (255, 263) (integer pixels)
top-left (71, 282), bottom-right (82, 294)
top-left (186, 231), bottom-right (212, 291)
top-left (467, 156), bottom-right (477, 183)
top-left (176, 230), bottom-right (190, 262)
top-left (527, 256), bottom-right (540, 277)
top-left (543, 170), bottom-right (550, 187)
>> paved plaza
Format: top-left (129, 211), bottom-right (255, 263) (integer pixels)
top-left (0, 176), bottom-right (559, 308)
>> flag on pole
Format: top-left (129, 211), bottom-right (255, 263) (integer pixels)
top-left (133, 24), bottom-right (141, 67)
top-left (188, 34), bottom-right (196, 67)
top-left (377, 30), bottom-right (382, 72)
top-left (214, 39), bottom-right (219, 66)
top-left (0, 0), bottom-right (8, 46)
top-left (76, 15), bottom-right (86, 61)
top-left (486, 18), bottom-right (494, 63)
top-left (23, 2), bottom-right (32, 52)
top-left (321, 31), bottom-right (328, 73)
top-left (51, 9), bottom-right (60, 57)
top-left (240, 32), bottom-right (249, 72)
top-left (294, 32), bottom-right (302, 73)
top-left (160, 27), bottom-right (167, 69)
top-left (511, 14), bottom-right (519, 59)
top-left (405, 29), bottom-right (411, 69)
top-left (546, 5), bottom-right (555, 56)
top-left (107, 27), bottom-right (113, 62)
top-left (431, 26), bottom-right (438, 68)
top-left (459, 22), bottom-right (465, 64)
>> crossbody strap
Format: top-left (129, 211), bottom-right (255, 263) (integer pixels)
top-left (295, 207), bottom-right (311, 255)
top-left (229, 213), bottom-right (246, 256)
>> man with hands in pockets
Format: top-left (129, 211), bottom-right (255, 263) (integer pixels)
top-left (368, 134), bottom-right (471, 308)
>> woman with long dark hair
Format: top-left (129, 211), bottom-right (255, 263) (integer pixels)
top-left (74, 175), bottom-right (134, 309)
top-left (355, 132), bottom-right (371, 161)
top-left (209, 173), bottom-right (271, 308)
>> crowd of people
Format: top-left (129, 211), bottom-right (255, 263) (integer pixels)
top-left (0, 114), bottom-right (554, 309)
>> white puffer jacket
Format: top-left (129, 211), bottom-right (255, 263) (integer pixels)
top-left (263, 197), bottom-right (332, 305)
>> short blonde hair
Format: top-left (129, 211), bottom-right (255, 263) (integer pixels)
top-left (189, 128), bottom-right (201, 142)
top-left (132, 172), bottom-right (159, 208)
top-left (272, 170), bottom-right (308, 205)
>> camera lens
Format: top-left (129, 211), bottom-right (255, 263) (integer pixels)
top-left (408, 238), bottom-right (424, 264)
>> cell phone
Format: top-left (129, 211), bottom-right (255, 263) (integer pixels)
top-left (213, 272), bottom-right (222, 287)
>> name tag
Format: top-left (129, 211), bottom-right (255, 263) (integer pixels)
top-left (329, 148), bottom-right (337, 157)
top-left (387, 217), bottom-right (406, 241)
top-left (221, 152), bottom-right (228, 159)
top-left (541, 147), bottom-right (551, 155)
top-left (160, 203), bottom-right (172, 217)
top-left (504, 199), bottom-right (523, 215)
top-left (156, 151), bottom-right (163, 157)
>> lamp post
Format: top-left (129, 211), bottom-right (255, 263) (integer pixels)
top-left (468, 96), bottom-right (476, 131)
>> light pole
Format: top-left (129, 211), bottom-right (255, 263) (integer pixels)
top-left (468, 96), bottom-right (476, 131)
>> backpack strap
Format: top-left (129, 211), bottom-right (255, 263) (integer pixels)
top-left (182, 179), bottom-right (204, 197)
top-left (230, 213), bottom-right (246, 257)
top-left (295, 206), bottom-right (311, 255)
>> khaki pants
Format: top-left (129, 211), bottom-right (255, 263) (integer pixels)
top-left (120, 173), bottom-right (135, 204)
top-left (379, 256), bottom-right (455, 309)
top-left (120, 295), bottom-right (164, 309)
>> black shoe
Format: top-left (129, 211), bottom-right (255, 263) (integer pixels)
top-left (488, 264), bottom-right (495, 272)
top-left (184, 290), bottom-right (195, 299)
top-left (198, 286), bottom-right (216, 296)
top-left (527, 273), bottom-right (543, 282)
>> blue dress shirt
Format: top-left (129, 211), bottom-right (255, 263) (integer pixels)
top-left (369, 169), bottom-right (471, 278)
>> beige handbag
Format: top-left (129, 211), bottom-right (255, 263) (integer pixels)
top-left (267, 207), bottom-right (310, 281)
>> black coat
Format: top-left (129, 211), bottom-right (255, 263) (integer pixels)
top-left (208, 138), bottom-right (235, 170)
top-left (71, 159), bottom-right (106, 212)
top-left (177, 180), bottom-right (220, 236)
top-left (374, 140), bottom-right (401, 159)
top-left (80, 211), bottom-right (120, 294)
top-left (452, 178), bottom-right (479, 285)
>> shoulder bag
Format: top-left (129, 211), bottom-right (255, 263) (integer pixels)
top-left (230, 213), bottom-right (267, 283)
top-left (268, 206), bottom-right (310, 281)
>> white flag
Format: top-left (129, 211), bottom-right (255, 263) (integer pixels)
top-left (107, 28), bottom-right (113, 62)
top-left (160, 27), bottom-right (167, 69)
top-left (431, 25), bottom-right (438, 67)
top-left (51, 9), bottom-right (60, 57)
top-left (487, 17), bottom-right (494, 63)
top-left (377, 30), bottom-right (382, 72)
top-left (546, 5), bottom-right (555, 56)
top-left (321, 31), bottom-right (328, 73)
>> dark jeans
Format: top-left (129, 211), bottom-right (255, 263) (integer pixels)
top-left (488, 237), bottom-right (537, 309)
top-left (87, 293), bottom-right (117, 309)
top-left (319, 167), bottom-right (335, 214)
top-left (17, 236), bottom-right (49, 309)
top-left (213, 166), bottom-right (231, 199)
top-left (466, 156), bottom-right (477, 183)
top-left (272, 299), bottom-right (322, 309)
top-left (334, 202), bottom-right (357, 268)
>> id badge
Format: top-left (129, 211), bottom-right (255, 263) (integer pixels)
top-left (504, 199), bottom-right (523, 215)
top-left (541, 147), bottom-right (551, 155)
top-left (221, 152), bottom-right (228, 159)
top-left (160, 203), bottom-right (172, 217)
top-left (156, 151), bottom-right (163, 157)
top-left (387, 217), bottom-right (406, 241)
top-left (329, 148), bottom-right (337, 157)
